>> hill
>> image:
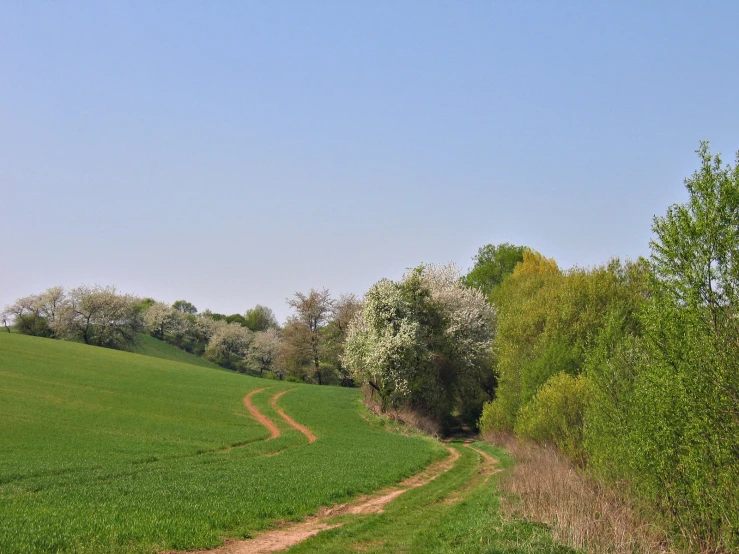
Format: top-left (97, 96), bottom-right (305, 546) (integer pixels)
top-left (0, 332), bottom-right (443, 554)
top-left (128, 332), bottom-right (221, 369)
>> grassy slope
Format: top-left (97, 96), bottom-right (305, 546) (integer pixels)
top-left (128, 333), bottom-right (221, 369)
top-left (0, 333), bottom-right (444, 554)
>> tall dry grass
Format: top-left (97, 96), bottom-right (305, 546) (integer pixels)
top-left (485, 432), bottom-right (677, 554)
top-left (361, 388), bottom-right (443, 437)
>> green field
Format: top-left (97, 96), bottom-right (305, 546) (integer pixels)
top-left (128, 333), bottom-right (221, 370)
top-left (0, 333), bottom-right (444, 554)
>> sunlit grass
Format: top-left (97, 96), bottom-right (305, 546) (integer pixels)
top-left (0, 333), bottom-right (443, 553)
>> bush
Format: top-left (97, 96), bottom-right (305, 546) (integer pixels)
top-left (14, 313), bottom-right (53, 337)
top-left (514, 372), bottom-right (592, 466)
top-left (478, 397), bottom-right (514, 434)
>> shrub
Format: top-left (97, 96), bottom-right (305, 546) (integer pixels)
top-left (514, 372), bottom-right (592, 466)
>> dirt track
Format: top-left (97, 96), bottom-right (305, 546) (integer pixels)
top-left (187, 443), bottom-right (496, 554)
top-left (270, 389), bottom-right (317, 444)
top-left (243, 388), bottom-right (280, 440)
top-left (176, 392), bottom-right (498, 554)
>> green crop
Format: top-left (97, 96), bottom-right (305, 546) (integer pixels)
top-left (0, 333), bottom-right (443, 553)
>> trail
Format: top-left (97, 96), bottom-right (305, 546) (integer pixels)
top-left (189, 444), bottom-right (481, 554)
top-left (175, 396), bottom-right (499, 554)
top-left (243, 388), bottom-right (280, 440)
top-left (270, 389), bottom-right (317, 444)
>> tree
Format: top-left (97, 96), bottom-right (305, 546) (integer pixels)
top-left (204, 321), bottom-right (252, 369)
top-left (277, 318), bottom-right (313, 381)
top-left (172, 300), bottom-right (197, 315)
top-left (323, 293), bottom-right (362, 386)
top-left (630, 143), bottom-right (739, 547)
top-left (143, 302), bottom-right (187, 340)
top-left (464, 243), bottom-right (526, 297)
top-left (3, 294), bottom-right (52, 337)
top-left (345, 264), bottom-right (495, 423)
top-left (286, 289), bottom-right (334, 384)
top-left (244, 305), bottom-right (279, 331)
top-left (225, 313), bottom-right (248, 326)
top-left (248, 328), bottom-right (282, 376)
top-left (56, 286), bottom-right (142, 348)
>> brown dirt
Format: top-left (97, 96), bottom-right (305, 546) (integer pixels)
top-left (243, 387), bottom-right (280, 440)
top-left (270, 389), bottom-right (317, 444)
top-left (184, 445), bottom-right (461, 554)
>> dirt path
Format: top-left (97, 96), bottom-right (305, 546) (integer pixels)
top-left (270, 389), bottom-right (317, 444)
top-left (243, 388), bottom-right (280, 441)
top-left (190, 445), bottom-right (462, 554)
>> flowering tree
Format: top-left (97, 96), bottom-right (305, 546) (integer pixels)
top-left (59, 286), bottom-right (142, 348)
top-left (204, 321), bottom-right (252, 369)
top-left (248, 328), bottom-right (282, 375)
top-left (345, 264), bottom-right (495, 421)
top-left (143, 302), bottom-right (187, 340)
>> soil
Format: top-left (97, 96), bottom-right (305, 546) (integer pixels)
top-left (270, 389), bottom-right (317, 444)
top-left (243, 388), bottom-right (280, 440)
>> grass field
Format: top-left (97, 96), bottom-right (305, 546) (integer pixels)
top-left (0, 332), bottom-right (444, 554)
top-left (269, 441), bottom-right (574, 554)
top-left (128, 333), bottom-right (221, 370)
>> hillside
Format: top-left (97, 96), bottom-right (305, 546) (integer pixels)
top-left (128, 332), bottom-right (221, 370)
top-left (0, 333), bottom-right (444, 554)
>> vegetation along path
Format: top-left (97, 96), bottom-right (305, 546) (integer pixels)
top-left (187, 438), bottom-right (572, 554)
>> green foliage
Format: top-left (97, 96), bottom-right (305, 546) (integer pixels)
top-left (620, 144), bottom-right (739, 550)
top-left (514, 373), bottom-right (592, 466)
top-left (286, 442), bottom-right (573, 554)
top-left (225, 313), bottom-right (248, 326)
top-left (484, 253), bottom-right (649, 439)
top-left (463, 242), bottom-right (526, 298)
top-left (13, 313), bottom-right (53, 337)
top-left (0, 332), bottom-right (441, 553)
top-left (243, 304), bottom-right (279, 331)
top-left (172, 299), bottom-right (197, 314)
top-left (346, 265), bottom-right (495, 425)
top-left (478, 397), bottom-right (514, 435)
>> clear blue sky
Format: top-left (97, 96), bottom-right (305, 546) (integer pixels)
top-left (2, 2), bottom-right (738, 322)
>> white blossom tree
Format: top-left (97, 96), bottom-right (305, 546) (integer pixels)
top-left (57, 285), bottom-right (142, 348)
top-left (143, 302), bottom-right (187, 340)
top-left (345, 264), bottom-right (495, 420)
top-left (248, 328), bottom-right (282, 376)
top-left (204, 321), bottom-right (252, 369)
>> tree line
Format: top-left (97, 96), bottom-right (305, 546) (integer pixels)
top-left (477, 143), bottom-right (738, 551)
top-left (1, 285), bottom-right (364, 385)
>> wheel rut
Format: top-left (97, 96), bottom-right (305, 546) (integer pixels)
top-left (186, 442), bottom-right (499, 554)
top-left (243, 388), bottom-right (280, 440)
top-left (171, 398), bottom-right (498, 554)
top-left (270, 389), bottom-right (317, 444)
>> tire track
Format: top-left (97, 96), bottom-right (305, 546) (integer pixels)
top-left (189, 445), bottom-right (461, 554)
top-left (270, 389), bottom-right (317, 444)
top-left (243, 387), bottom-right (280, 441)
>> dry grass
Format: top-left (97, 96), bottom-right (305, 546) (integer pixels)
top-left (361, 388), bottom-right (442, 438)
top-left (485, 431), bottom-right (677, 554)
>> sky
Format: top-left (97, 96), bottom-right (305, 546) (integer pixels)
top-left (2, 2), bottom-right (738, 323)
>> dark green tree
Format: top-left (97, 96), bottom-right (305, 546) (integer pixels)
top-left (244, 305), bottom-right (279, 331)
top-left (172, 300), bottom-right (197, 315)
top-left (464, 243), bottom-right (525, 297)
